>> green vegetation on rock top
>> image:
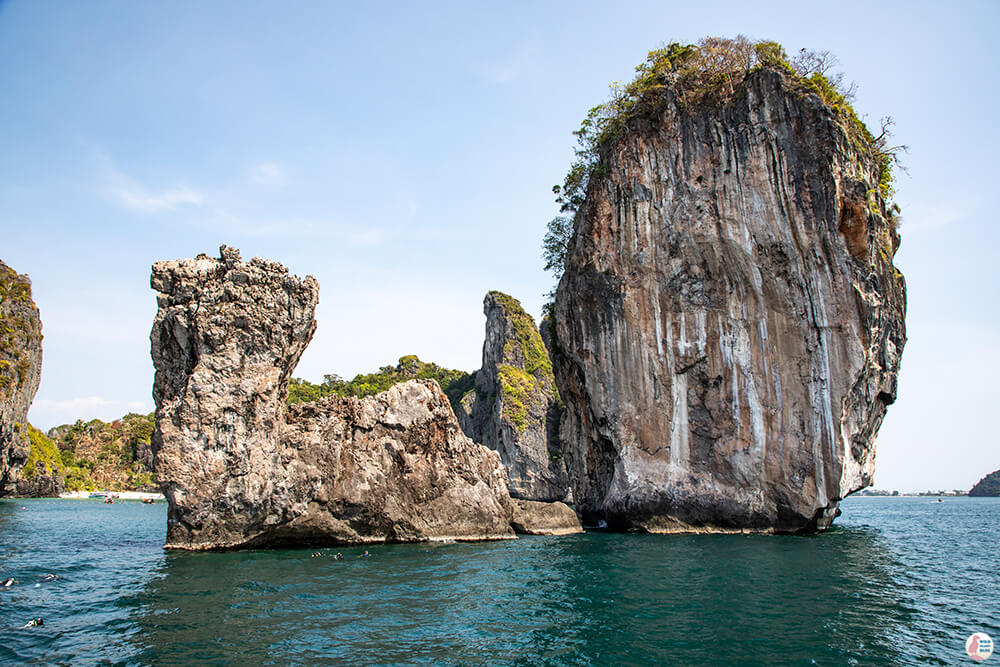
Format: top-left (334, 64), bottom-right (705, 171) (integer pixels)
top-left (543, 36), bottom-right (904, 282)
top-left (488, 291), bottom-right (553, 384)
top-left (22, 425), bottom-right (64, 481)
top-left (288, 355), bottom-right (475, 413)
top-left (486, 291), bottom-right (555, 432)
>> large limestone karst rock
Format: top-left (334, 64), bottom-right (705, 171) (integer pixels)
top-left (0, 260), bottom-right (43, 496)
top-left (455, 291), bottom-right (569, 502)
top-left (151, 246), bottom-right (514, 549)
top-left (553, 68), bottom-right (906, 533)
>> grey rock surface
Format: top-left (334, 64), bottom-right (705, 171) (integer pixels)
top-left (0, 260), bottom-right (42, 496)
top-left (456, 291), bottom-right (569, 502)
top-left (552, 69), bottom-right (906, 533)
top-left (510, 499), bottom-right (582, 535)
top-left (151, 246), bottom-right (514, 549)
top-left (14, 469), bottom-right (64, 498)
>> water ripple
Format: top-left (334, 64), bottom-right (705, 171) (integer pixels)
top-left (0, 497), bottom-right (997, 664)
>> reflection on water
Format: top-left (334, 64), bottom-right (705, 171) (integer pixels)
top-left (1, 497), bottom-right (997, 665)
top-left (128, 523), bottom-right (909, 664)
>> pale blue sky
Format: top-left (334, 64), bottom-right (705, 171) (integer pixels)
top-left (1, 1), bottom-right (997, 491)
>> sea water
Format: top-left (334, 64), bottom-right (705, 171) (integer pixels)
top-left (0, 497), bottom-right (996, 665)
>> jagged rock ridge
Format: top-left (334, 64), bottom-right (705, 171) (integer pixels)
top-left (552, 68), bottom-right (906, 533)
top-left (151, 247), bottom-right (514, 549)
top-left (0, 260), bottom-right (43, 496)
top-left (455, 291), bottom-right (569, 502)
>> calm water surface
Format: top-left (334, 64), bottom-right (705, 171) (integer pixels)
top-left (0, 497), bottom-right (997, 665)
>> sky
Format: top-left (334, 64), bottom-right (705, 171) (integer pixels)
top-left (1, 1), bottom-right (997, 492)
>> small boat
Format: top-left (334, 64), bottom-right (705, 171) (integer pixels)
top-left (142, 498), bottom-right (155, 504)
top-left (88, 492), bottom-right (107, 499)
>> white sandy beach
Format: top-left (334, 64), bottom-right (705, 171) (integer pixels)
top-left (58, 490), bottom-right (165, 501)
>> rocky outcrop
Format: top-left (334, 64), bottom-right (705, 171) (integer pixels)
top-left (13, 425), bottom-right (65, 497)
top-left (969, 470), bottom-right (1000, 497)
top-left (510, 499), bottom-right (582, 535)
top-left (15, 470), bottom-right (64, 498)
top-left (455, 291), bottom-right (569, 502)
top-left (151, 247), bottom-right (514, 549)
top-left (0, 261), bottom-right (43, 496)
top-left (552, 69), bottom-right (906, 533)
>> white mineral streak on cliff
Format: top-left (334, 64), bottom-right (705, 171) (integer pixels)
top-left (553, 69), bottom-right (906, 532)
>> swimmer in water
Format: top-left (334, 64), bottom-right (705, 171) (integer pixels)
top-left (334, 553), bottom-right (343, 560)
top-left (311, 552), bottom-right (322, 558)
top-left (360, 550), bottom-right (370, 559)
top-left (23, 618), bottom-right (44, 628)
top-left (2, 578), bottom-right (17, 587)
top-left (41, 574), bottom-right (58, 582)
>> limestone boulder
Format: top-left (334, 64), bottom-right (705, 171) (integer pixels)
top-left (151, 246), bottom-right (514, 549)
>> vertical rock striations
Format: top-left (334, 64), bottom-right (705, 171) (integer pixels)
top-left (151, 247), bottom-right (513, 549)
top-left (456, 291), bottom-right (569, 502)
top-left (552, 69), bottom-right (906, 533)
top-left (0, 261), bottom-right (43, 496)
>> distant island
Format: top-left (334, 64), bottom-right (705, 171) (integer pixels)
top-left (856, 489), bottom-right (968, 497)
top-left (968, 470), bottom-right (1000, 497)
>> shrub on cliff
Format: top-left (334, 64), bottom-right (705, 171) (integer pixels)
top-left (543, 35), bottom-right (904, 281)
top-left (21, 424), bottom-right (63, 481)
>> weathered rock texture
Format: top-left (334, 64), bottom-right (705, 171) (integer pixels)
top-left (0, 261), bottom-right (43, 496)
top-left (510, 499), bottom-right (583, 536)
top-left (455, 291), bottom-right (569, 502)
top-left (151, 247), bottom-right (514, 549)
top-left (553, 69), bottom-right (906, 533)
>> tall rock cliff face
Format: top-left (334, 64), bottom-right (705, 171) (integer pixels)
top-left (151, 247), bottom-right (513, 549)
top-left (0, 261), bottom-right (43, 496)
top-left (552, 69), bottom-right (906, 533)
top-left (455, 292), bottom-right (568, 502)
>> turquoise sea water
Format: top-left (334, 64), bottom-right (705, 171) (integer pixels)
top-left (0, 497), bottom-right (997, 665)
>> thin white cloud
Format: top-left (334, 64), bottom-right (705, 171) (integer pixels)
top-left (96, 151), bottom-right (206, 213)
top-left (350, 228), bottom-right (384, 246)
top-left (490, 38), bottom-right (542, 84)
top-left (897, 197), bottom-right (978, 235)
top-left (249, 161), bottom-right (286, 188)
top-left (108, 183), bottom-right (204, 212)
